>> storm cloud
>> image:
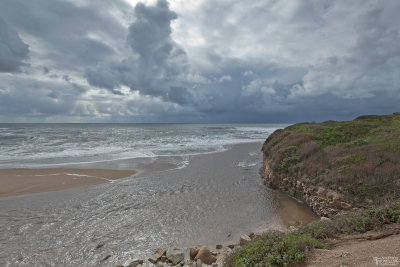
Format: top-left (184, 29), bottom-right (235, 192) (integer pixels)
top-left (0, 0), bottom-right (399, 122)
top-left (86, 0), bottom-right (193, 104)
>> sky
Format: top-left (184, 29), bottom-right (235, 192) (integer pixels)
top-left (0, 0), bottom-right (399, 123)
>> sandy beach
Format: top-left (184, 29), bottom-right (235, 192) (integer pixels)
top-left (0, 168), bottom-right (136, 197)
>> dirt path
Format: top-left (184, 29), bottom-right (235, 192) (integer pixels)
top-left (305, 224), bottom-right (400, 267)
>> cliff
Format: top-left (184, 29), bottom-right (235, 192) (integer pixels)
top-left (261, 112), bottom-right (400, 217)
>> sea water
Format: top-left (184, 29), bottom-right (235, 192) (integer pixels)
top-left (0, 123), bottom-right (285, 168)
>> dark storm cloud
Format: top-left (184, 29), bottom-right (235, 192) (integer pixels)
top-left (0, 17), bottom-right (29, 72)
top-left (86, 0), bottom-right (192, 103)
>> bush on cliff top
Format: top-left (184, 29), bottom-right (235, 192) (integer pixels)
top-left (262, 112), bottom-right (400, 205)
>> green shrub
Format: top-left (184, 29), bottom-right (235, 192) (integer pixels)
top-left (301, 202), bottom-right (400, 239)
top-left (231, 232), bottom-right (327, 267)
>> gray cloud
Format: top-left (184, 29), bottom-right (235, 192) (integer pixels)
top-left (0, 0), bottom-right (128, 72)
top-left (0, 0), bottom-right (399, 123)
top-left (0, 17), bottom-right (29, 72)
top-left (86, 0), bottom-right (193, 103)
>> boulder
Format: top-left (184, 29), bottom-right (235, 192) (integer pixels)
top-left (95, 242), bottom-right (105, 249)
top-left (320, 217), bottom-right (332, 222)
top-left (149, 247), bottom-right (166, 264)
top-left (101, 255), bottom-right (112, 262)
top-left (248, 232), bottom-right (255, 239)
top-left (190, 247), bottom-right (199, 260)
top-left (340, 202), bottom-right (352, 210)
top-left (129, 259), bottom-right (144, 267)
top-left (216, 244), bottom-right (223, 249)
top-left (194, 246), bottom-right (217, 265)
top-left (168, 253), bottom-right (184, 265)
top-left (239, 235), bottom-right (251, 246)
top-left (316, 187), bottom-right (327, 197)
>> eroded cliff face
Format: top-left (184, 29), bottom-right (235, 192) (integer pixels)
top-left (261, 155), bottom-right (354, 217)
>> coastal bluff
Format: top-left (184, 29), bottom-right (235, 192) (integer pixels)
top-left (261, 112), bottom-right (400, 217)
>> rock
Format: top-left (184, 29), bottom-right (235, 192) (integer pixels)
top-left (239, 235), bottom-right (251, 246)
top-left (194, 246), bottom-right (217, 265)
top-left (340, 202), bottom-right (352, 210)
top-left (160, 255), bottom-right (167, 262)
top-left (320, 216), bottom-right (332, 222)
top-left (129, 259), bottom-right (144, 267)
top-left (149, 247), bottom-right (167, 264)
top-left (101, 255), bottom-right (112, 262)
top-left (248, 232), bottom-right (255, 239)
top-left (95, 242), bottom-right (105, 249)
top-left (216, 252), bottom-right (229, 267)
top-left (366, 198), bottom-right (374, 204)
top-left (216, 244), bottom-right (223, 249)
top-left (169, 253), bottom-right (185, 265)
top-left (227, 244), bottom-right (235, 249)
top-left (190, 247), bottom-right (199, 260)
top-left (316, 187), bottom-right (326, 197)
top-left (288, 226), bottom-right (297, 232)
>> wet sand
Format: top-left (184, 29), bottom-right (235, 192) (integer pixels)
top-left (0, 168), bottom-right (136, 197)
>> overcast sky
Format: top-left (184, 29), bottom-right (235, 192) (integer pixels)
top-left (0, 0), bottom-right (399, 123)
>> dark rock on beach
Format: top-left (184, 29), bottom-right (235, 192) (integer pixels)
top-left (128, 259), bottom-right (144, 267)
top-left (149, 247), bottom-right (167, 264)
top-left (168, 253), bottom-right (184, 265)
top-left (194, 246), bottom-right (216, 265)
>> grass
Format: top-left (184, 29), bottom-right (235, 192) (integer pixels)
top-left (301, 201), bottom-right (400, 239)
top-left (230, 202), bottom-right (400, 266)
top-left (230, 232), bottom-right (327, 267)
top-left (262, 112), bottom-right (400, 205)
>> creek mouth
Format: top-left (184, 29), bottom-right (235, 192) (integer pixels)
top-left (0, 142), bottom-right (316, 266)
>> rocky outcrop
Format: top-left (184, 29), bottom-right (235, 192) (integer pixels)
top-left (148, 247), bottom-right (167, 264)
top-left (261, 156), bottom-right (354, 217)
top-left (239, 235), bottom-right (251, 246)
top-left (194, 246), bottom-right (217, 265)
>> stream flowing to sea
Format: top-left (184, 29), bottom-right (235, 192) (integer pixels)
top-left (0, 124), bottom-right (316, 266)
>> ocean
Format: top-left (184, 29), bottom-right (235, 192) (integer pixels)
top-left (0, 123), bottom-right (284, 168)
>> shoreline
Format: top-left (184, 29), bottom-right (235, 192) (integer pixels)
top-left (0, 168), bottom-right (136, 197)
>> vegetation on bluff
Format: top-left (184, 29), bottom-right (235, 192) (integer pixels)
top-left (230, 113), bottom-right (400, 266)
top-left (262, 112), bottom-right (400, 206)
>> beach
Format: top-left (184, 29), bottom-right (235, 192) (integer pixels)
top-left (0, 168), bottom-right (136, 197)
